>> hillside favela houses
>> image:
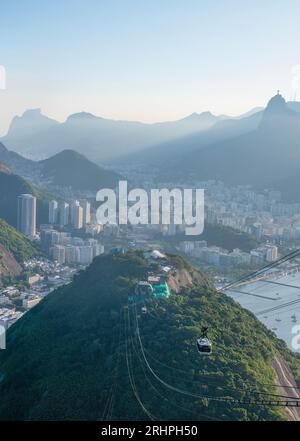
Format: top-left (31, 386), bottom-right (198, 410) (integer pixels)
top-left (0, 195), bottom-right (105, 334)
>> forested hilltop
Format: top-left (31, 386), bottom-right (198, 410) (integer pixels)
top-left (0, 251), bottom-right (299, 420)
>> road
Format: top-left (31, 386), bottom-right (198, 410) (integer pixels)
top-left (271, 354), bottom-right (300, 421)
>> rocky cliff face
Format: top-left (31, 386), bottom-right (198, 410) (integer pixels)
top-left (0, 244), bottom-right (22, 286)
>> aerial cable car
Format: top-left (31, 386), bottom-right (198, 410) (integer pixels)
top-left (197, 326), bottom-right (212, 355)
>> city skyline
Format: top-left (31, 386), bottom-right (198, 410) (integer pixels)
top-left (1, 1), bottom-right (300, 135)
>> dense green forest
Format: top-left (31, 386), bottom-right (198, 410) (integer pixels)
top-left (0, 164), bottom-right (50, 227)
top-left (164, 224), bottom-right (258, 252)
top-left (0, 251), bottom-right (299, 420)
top-left (0, 219), bottom-right (38, 262)
top-left (200, 224), bottom-right (259, 251)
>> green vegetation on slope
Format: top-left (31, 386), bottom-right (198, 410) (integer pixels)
top-left (163, 224), bottom-right (258, 252)
top-left (0, 219), bottom-right (38, 263)
top-left (201, 224), bottom-right (259, 252)
top-left (0, 251), bottom-right (299, 420)
top-left (0, 165), bottom-right (50, 227)
top-left (39, 149), bottom-right (121, 191)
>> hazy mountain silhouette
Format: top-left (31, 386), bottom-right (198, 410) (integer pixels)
top-left (0, 143), bottom-right (121, 192)
top-left (39, 150), bottom-right (121, 190)
top-left (153, 94), bottom-right (300, 201)
top-left (120, 107), bottom-right (264, 165)
top-left (119, 98), bottom-right (300, 166)
top-left (4, 109), bottom-right (59, 154)
top-left (1, 110), bottom-right (226, 163)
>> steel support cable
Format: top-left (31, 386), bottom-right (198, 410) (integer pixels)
top-left (222, 255), bottom-right (300, 293)
top-left (258, 304), bottom-right (300, 317)
top-left (129, 310), bottom-right (218, 420)
top-left (220, 249), bottom-right (300, 292)
top-left (142, 344), bottom-right (300, 401)
top-left (234, 249), bottom-right (300, 284)
top-left (124, 308), bottom-right (158, 421)
top-left (106, 320), bottom-right (123, 421)
top-left (136, 307), bottom-right (300, 397)
top-left (257, 298), bottom-right (300, 316)
top-left (132, 304), bottom-right (300, 408)
top-left (101, 325), bottom-right (119, 421)
top-left (129, 332), bottom-right (226, 421)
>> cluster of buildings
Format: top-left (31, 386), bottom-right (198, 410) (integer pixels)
top-left (16, 193), bottom-right (104, 266)
top-left (117, 164), bottom-right (300, 247)
top-left (178, 240), bottom-right (278, 267)
top-left (49, 199), bottom-right (92, 230)
top-left (40, 227), bottom-right (104, 265)
top-left (0, 308), bottom-right (23, 330)
top-left (0, 258), bottom-right (76, 330)
top-left (16, 194), bottom-right (102, 240)
top-left (203, 181), bottom-right (300, 244)
top-left (16, 179), bottom-right (297, 273)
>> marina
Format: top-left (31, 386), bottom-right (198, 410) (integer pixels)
top-left (226, 270), bottom-right (300, 352)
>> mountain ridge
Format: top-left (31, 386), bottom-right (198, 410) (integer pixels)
top-left (0, 144), bottom-right (121, 193)
top-left (144, 94), bottom-right (300, 201)
top-left (0, 251), bottom-right (299, 420)
top-left (39, 149), bottom-right (121, 191)
top-left (0, 107), bottom-right (255, 163)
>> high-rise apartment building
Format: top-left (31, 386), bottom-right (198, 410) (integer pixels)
top-left (266, 245), bottom-right (278, 262)
top-left (79, 199), bottom-right (91, 225)
top-left (49, 200), bottom-right (58, 224)
top-left (74, 205), bottom-right (83, 229)
top-left (17, 194), bottom-right (36, 237)
top-left (70, 200), bottom-right (80, 226)
top-left (59, 202), bottom-right (69, 227)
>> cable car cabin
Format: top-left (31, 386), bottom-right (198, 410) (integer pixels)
top-left (135, 282), bottom-right (154, 297)
top-left (141, 306), bottom-right (147, 314)
top-left (197, 338), bottom-right (212, 355)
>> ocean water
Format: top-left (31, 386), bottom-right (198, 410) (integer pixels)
top-left (226, 272), bottom-right (300, 352)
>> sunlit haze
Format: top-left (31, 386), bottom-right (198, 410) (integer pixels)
top-left (1, 0), bottom-right (300, 135)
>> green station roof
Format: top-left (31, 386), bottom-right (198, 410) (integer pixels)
top-left (152, 283), bottom-right (171, 299)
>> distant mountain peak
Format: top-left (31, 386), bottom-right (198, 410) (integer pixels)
top-left (5, 108), bottom-right (59, 139)
top-left (260, 92), bottom-right (298, 128)
top-left (265, 92), bottom-right (287, 113)
top-left (16, 108), bottom-right (58, 123)
top-left (176, 111), bottom-right (219, 128)
top-left (185, 111), bottom-right (215, 120)
top-left (22, 108), bottom-right (42, 117)
top-left (67, 112), bottom-right (99, 121)
top-left (44, 149), bottom-right (86, 162)
top-left (39, 148), bottom-right (121, 191)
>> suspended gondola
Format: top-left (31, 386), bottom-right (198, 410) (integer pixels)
top-left (197, 326), bottom-right (212, 355)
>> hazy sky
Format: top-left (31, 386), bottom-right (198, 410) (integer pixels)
top-left (0, 0), bottom-right (300, 135)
